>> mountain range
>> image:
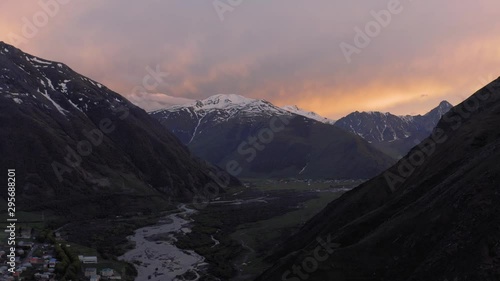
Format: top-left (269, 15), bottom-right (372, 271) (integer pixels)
top-left (150, 95), bottom-right (452, 179)
top-left (150, 94), bottom-right (396, 179)
top-left (335, 101), bottom-right (453, 157)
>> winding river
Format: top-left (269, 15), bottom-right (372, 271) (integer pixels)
top-left (119, 205), bottom-right (207, 281)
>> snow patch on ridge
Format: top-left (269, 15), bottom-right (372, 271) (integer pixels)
top-left (39, 89), bottom-right (68, 116)
top-left (282, 105), bottom-right (336, 124)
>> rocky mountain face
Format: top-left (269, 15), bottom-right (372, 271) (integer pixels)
top-left (150, 94), bottom-right (291, 144)
top-left (150, 94), bottom-right (395, 179)
top-left (257, 78), bottom-right (500, 281)
top-left (0, 42), bottom-right (233, 217)
top-left (335, 101), bottom-right (453, 157)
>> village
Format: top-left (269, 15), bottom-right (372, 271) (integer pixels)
top-left (0, 228), bottom-right (124, 281)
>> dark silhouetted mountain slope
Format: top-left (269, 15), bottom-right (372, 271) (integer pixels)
top-left (0, 42), bottom-right (233, 217)
top-left (257, 78), bottom-right (500, 281)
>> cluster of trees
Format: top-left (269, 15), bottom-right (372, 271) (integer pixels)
top-left (36, 229), bottom-right (82, 280)
top-left (55, 244), bottom-right (81, 281)
top-left (36, 228), bottom-right (56, 244)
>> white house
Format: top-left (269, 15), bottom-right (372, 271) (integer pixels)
top-left (85, 268), bottom-right (97, 277)
top-left (79, 256), bottom-right (98, 264)
top-left (101, 268), bottom-right (114, 277)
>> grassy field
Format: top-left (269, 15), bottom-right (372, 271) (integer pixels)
top-left (241, 178), bottom-right (363, 191)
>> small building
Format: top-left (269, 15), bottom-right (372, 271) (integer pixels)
top-left (0, 266), bottom-right (8, 273)
top-left (34, 273), bottom-right (51, 280)
top-left (85, 268), bottom-right (97, 277)
top-left (18, 266), bottom-right (26, 272)
top-left (29, 257), bottom-right (43, 265)
top-left (90, 275), bottom-right (100, 281)
top-left (79, 255), bottom-right (98, 264)
top-left (49, 258), bottom-right (57, 268)
top-left (101, 268), bottom-right (114, 277)
top-left (20, 228), bottom-right (32, 239)
top-left (18, 241), bottom-right (34, 250)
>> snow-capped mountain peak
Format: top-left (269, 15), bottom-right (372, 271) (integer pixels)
top-left (191, 94), bottom-right (260, 109)
top-left (151, 94), bottom-right (291, 119)
top-left (424, 100), bottom-right (453, 118)
top-left (150, 94), bottom-right (294, 145)
top-left (0, 41), bottom-right (128, 119)
top-left (282, 105), bottom-right (336, 124)
top-left (151, 94), bottom-right (341, 127)
top-left (334, 101), bottom-right (453, 157)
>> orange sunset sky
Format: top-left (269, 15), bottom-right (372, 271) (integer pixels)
top-left (1, 1), bottom-right (500, 118)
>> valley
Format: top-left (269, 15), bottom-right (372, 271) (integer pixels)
top-left (171, 179), bottom-right (361, 280)
top-left (0, 178), bottom-right (360, 281)
top-left (1, 11), bottom-right (498, 279)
